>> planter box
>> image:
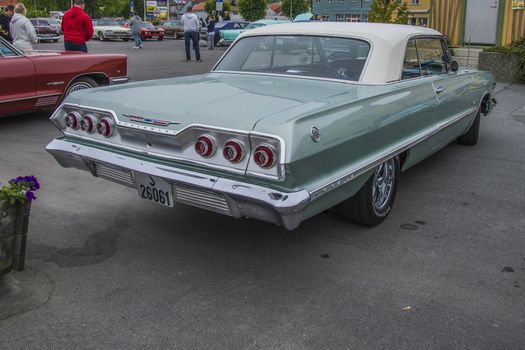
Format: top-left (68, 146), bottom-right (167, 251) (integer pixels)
top-left (478, 51), bottom-right (521, 83)
top-left (0, 200), bottom-right (31, 276)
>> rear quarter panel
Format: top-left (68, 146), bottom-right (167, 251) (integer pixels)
top-left (253, 80), bottom-right (440, 219)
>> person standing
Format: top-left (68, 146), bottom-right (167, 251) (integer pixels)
top-left (181, 6), bottom-right (201, 62)
top-left (9, 3), bottom-right (37, 51)
top-left (221, 10), bottom-right (230, 21)
top-left (129, 13), bottom-right (142, 49)
top-left (205, 10), bottom-right (217, 50)
top-left (61, 0), bottom-right (93, 53)
top-left (0, 4), bottom-right (15, 43)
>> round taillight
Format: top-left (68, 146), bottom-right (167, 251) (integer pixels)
top-left (97, 118), bottom-right (113, 138)
top-left (223, 140), bottom-right (245, 163)
top-left (195, 135), bottom-right (215, 158)
top-left (253, 145), bottom-right (276, 169)
top-left (65, 111), bottom-right (81, 129)
top-left (80, 114), bottom-right (95, 133)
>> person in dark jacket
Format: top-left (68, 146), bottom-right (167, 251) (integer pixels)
top-left (61, 0), bottom-right (93, 52)
top-left (0, 5), bottom-right (15, 42)
top-left (205, 10), bottom-right (217, 50)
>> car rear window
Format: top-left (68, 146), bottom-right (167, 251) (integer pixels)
top-left (215, 35), bottom-right (371, 82)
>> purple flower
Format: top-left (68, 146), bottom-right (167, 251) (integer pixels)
top-left (9, 175), bottom-right (40, 191)
top-left (25, 191), bottom-right (36, 202)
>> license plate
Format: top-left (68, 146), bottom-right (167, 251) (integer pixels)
top-left (135, 173), bottom-right (173, 207)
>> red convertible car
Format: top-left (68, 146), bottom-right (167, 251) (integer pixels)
top-left (0, 37), bottom-right (128, 118)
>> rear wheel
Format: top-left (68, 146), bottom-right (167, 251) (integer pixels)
top-left (457, 108), bottom-right (480, 145)
top-left (338, 156), bottom-right (400, 226)
top-left (65, 77), bottom-right (98, 96)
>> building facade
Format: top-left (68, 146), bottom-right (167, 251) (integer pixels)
top-left (311, 0), bottom-right (524, 46)
top-left (312, 0), bottom-right (372, 22)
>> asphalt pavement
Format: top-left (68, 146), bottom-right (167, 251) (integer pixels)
top-left (0, 39), bottom-right (524, 349)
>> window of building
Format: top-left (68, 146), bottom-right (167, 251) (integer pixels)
top-left (345, 14), bottom-right (361, 22)
top-left (335, 13), bottom-right (344, 22)
top-left (412, 0), bottom-right (420, 4)
top-left (418, 18), bottom-right (428, 27)
top-left (321, 15), bottom-right (330, 21)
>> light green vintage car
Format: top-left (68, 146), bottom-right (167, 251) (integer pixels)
top-left (92, 19), bottom-right (133, 41)
top-left (219, 19), bottom-right (289, 46)
top-left (46, 23), bottom-right (496, 230)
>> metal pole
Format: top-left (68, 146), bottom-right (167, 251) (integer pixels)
top-left (290, 0), bottom-right (293, 20)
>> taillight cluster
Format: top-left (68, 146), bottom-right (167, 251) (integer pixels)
top-left (194, 134), bottom-right (277, 169)
top-left (64, 111), bottom-right (113, 138)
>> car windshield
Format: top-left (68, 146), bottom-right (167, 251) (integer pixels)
top-left (97, 20), bottom-right (120, 26)
top-left (47, 18), bottom-right (59, 25)
top-left (142, 22), bottom-right (155, 29)
top-left (245, 23), bottom-right (265, 30)
top-left (215, 22), bottom-right (228, 29)
top-left (215, 35), bottom-right (371, 82)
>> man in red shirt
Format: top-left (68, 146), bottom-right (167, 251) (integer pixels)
top-left (61, 0), bottom-right (93, 52)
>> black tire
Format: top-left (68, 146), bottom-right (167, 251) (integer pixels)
top-left (123, 38), bottom-right (129, 42)
top-left (53, 39), bottom-right (58, 43)
top-left (158, 37), bottom-right (163, 41)
top-left (98, 32), bottom-right (105, 41)
top-left (338, 156), bottom-right (400, 226)
top-left (64, 76), bottom-right (98, 96)
top-left (457, 109), bottom-right (480, 145)
top-left (141, 35), bottom-right (145, 41)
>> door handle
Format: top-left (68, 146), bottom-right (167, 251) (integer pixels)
top-left (435, 86), bottom-right (445, 94)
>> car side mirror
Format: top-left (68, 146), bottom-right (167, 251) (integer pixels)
top-left (451, 60), bottom-right (459, 72)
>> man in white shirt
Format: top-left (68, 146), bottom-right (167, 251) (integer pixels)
top-left (180, 6), bottom-right (201, 61)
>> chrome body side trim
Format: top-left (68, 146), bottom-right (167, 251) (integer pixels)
top-left (109, 76), bottom-right (129, 85)
top-left (310, 107), bottom-right (476, 200)
top-left (0, 93), bottom-right (61, 104)
top-left (45, 138), bottom-right (310, 230)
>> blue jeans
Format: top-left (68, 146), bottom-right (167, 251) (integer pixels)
top-left (64, 40), bottom-right (87, 52)
top-left (184, 31), bottom-right (200, 60)
top-left (133, 33), bottom-right (142, 47)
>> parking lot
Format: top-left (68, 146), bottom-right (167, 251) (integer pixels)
top-left (1, 39), bottom-right (525, 349)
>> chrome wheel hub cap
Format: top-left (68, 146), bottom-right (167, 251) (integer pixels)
top-left (372, 159), bottom-right (395, 211)
top-left (68, 82), bottom-right (92, 94)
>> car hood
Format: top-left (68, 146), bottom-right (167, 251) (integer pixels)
top-left (95, 26), bottom-right (129, 31)
top-left (64, 73), bottom-right (384, 133)
top-left (221, 29), bottom-right (242, 38)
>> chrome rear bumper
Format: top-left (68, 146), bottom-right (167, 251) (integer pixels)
top-left (46, 138), bottom-right (310, 230)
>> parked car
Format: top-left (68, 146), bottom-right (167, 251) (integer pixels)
top-left (117, 19), bottom-right (129, 28)
top-left (159, 20), bottom-right (183, 39)
top-left (46, 23), bottom-right (496, 230)
top-left (140, 22), bottom-right (165, 41)
top-left (0, 37), bottom-right (128, 118)
top-left (30, 18), bottom-right (61, 42)
top-left (42, 17), bottom-right (62, 34)
top-left (92, 19), bottom-right (133, 41)
top-left (219, 19), bottom-right (288, 46)
top-left (210, 21), bottom-right (249, 45)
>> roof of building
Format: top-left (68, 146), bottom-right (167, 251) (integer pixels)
top-left (241, 22), bottom-right (443, 84)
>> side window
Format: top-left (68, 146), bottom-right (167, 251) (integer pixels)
top-left (402, 39), bottom-right (420, 80)
top-left (0, 40), bottom-right (19, 57)
top-left (415, 38), bottom-right (447, 76)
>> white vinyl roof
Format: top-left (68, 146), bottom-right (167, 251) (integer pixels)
top-left (240, 22), bottom-right (443, 84)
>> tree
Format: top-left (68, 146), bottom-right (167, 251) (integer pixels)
top-left (280, 0), bottom-right (309, 19)
top-left (368, 0), bottom-right (408, 24)
top-left (238, 0), bottom-right (266, 21)
top-left (205, 0), bottom-right (231, 16)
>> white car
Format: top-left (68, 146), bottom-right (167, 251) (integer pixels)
top-left (92, 19), bottom-right (133, 41)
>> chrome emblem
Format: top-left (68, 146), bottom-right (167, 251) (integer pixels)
top-left (123, 114), bottom-right (180, 127)
top-left (310, 126), bottom-right (321, 142)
